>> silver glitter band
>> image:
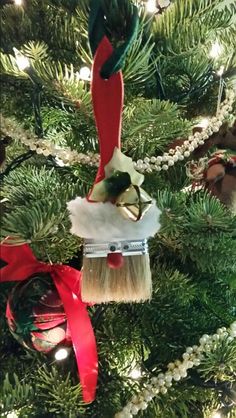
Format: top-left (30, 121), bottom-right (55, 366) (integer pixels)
top-left (84, 239), bottom-right (148, 258)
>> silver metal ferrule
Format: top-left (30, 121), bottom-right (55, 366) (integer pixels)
top-left (84, 239), bottom-right (148, 258)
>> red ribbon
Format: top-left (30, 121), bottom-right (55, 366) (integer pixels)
top-left (90, 36), bottom-right (124, 186)
top-left (0, 243), bottom-right (98, 403)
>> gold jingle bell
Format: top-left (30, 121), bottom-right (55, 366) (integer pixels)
top-left (116, 185), bottom-right (152, 222)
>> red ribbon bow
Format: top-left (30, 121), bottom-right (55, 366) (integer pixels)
top-left (0, 243), bottom-right (98, 403)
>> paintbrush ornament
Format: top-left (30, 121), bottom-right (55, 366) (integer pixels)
top-left (67, 36), bottom-right (161, 303)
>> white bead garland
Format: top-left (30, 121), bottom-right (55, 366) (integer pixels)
top-left (0, 90), bottom-right (235, 173)
top-left (114, 321), bottom-right (236, 417)
top-left (0, 115), bottom-right (100, 167)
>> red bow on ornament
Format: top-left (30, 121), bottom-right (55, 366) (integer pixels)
top-left (0, 243), bottom-right (98, 403)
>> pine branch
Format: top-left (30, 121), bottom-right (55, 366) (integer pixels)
top-left (1, 165), bottom-right (84, 263)
top-left (145, 384), bottom-right (218, 418)
top-left (0, 43), bottom-right (92, 108)
top-left (0, 373), bottom-right (34, 414)
top-left (198, 337), bottom-right (236, 382)
top-left (0, 51), bottom-right (28, 78)
top-left (35, 365), bottom-right (85, 418)
top-left (157, 52), bottom-right (215, 104)
top-left (122, 32), bottom-right (156, 86)
top-left (186, 192), bottom-right (236, 231)
top-left (153, 191), bottom-right (236, 277)
top-left (152, 0), bottom-right (235, 56)
top-left (0, 4), bottom-right (32, 51)
top-left (122, 98), bottom-right (191, 156)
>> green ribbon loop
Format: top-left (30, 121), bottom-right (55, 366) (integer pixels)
top-left (89, 0), bottom-right (105, 57)
top-left (89, 0), bottom-right (139, 79)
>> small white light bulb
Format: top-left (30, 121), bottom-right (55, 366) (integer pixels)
top-left (79, 66), bottom-right (91, 81)
top-left (146, 0), bottom-right (158, 13)
top-left (129, 367), bottom-right (142, 379)
top-left (14, 0), bottom-right (23, 5)
top-left (6, 412), bottom-right (19, 418)
top-left (211, 412), bottom-right (221, 418)
top-left (217, 66), bottom-right (224, 77)
top-left (198, 117), bottom-right (210, 129)
top-left (54, 348), bottom-right (69, 361)
top-left (209, 42), bottom-right (222, 59)
top-left (13, 48), bottom-right (30, 71)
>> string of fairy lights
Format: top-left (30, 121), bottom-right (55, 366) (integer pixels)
top-left (1, 1), bottom-right (236, 418)
top-left (3, 0), bottom-right (233, 175)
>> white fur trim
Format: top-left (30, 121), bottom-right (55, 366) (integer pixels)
top-left (67, 197), bottom-right (161, 240)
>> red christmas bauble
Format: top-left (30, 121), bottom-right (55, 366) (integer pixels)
top-left (6, 273), bottom-right (71, 353)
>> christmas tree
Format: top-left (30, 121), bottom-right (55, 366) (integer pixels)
top-left (0, 0), bottom-right (236, 417)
